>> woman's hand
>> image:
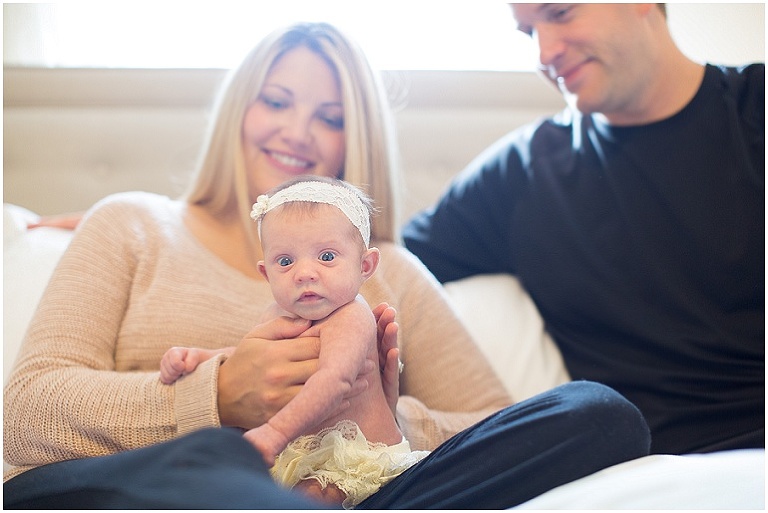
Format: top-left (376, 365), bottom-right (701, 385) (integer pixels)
top-left (374, 303), bottom-right (401, 417)
top-left (217, 316), bottom-right (374, 430)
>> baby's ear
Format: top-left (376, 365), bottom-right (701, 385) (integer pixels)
top-left (257, 261), bottom-right (269, 281)
top-left (361, 247), bottom-right (380, 279)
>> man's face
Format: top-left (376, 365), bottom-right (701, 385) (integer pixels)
top-left (510, 4), bottom-right (652, 120)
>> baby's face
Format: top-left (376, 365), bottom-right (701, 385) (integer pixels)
top-left (258, 205), bottom-right (368, 320)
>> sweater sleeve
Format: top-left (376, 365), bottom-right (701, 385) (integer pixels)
top-left (369, 245), bottom-right (513, 451)
top-left (174, 354), bottom-right (226, 435)
top-left (3, 196), bottom-right (221, 470)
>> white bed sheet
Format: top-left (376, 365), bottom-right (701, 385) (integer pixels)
top-left (514, 449), bottom-right (765, 510)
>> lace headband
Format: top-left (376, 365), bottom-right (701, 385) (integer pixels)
top-left (250, 180), bottom-right (371, 247)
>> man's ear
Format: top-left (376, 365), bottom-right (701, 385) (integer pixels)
top-left (361, 247), bottom-right (380, 279)
top-left (257, 261), bottom-right (269, 281)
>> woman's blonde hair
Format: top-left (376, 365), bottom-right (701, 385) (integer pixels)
top-left (184, 22), bottom-right (402, 250)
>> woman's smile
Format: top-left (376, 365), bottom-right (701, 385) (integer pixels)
top-left (264, 149), bottom-right (314, 174)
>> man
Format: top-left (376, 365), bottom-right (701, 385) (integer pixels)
top-left (403, 3), bottom-right (764, 454)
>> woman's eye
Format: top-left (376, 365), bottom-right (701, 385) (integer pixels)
top-left (319, 252), bottom-right (335, 262)
top-left (317, 107), bottom-right (344, 130)
top-left (260, 95), bottom-right (287, 110)
top-left (321, 116), bottom-right (344, 130)
top-left (278, 256), bottom-right (293, 267)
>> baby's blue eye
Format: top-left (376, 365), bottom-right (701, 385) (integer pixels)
top-left (320, 252), bottom-right (335, 262)
top-left (278, 256), bottom-right (293, 267)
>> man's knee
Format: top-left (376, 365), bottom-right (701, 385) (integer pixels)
top-left (557, 381), bottom-right (651, 458)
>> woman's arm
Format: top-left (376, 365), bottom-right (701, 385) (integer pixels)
top-left (4, 199), bottom-right (179, 467)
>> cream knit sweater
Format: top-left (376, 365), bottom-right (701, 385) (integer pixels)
top-left (4, 192), bottom-right (511, 480)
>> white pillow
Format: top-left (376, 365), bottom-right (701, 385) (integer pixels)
top-left (443, 273), bottom-right (570, 402)
top-left (4, 203), bottom-right (40, 245)
top-left (3, 204), bottom-right (74, 386)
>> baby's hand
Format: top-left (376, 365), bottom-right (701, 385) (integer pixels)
top-left (243, 424), bottom-right (290, 467)
top-left (160, 347), bottom-right (234, 384)
top-left (160, 347), bottom-right (199, 384)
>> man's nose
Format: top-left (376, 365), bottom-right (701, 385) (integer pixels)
top-left (533, 25), bottom-right (566, 74)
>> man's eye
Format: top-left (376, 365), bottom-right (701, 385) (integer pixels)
top-left (319, 252), bottom-right (335, 262)
top-left (548, 4), bottom-right (575, 22)
top-left (278, 256), bottom-right (293, 267)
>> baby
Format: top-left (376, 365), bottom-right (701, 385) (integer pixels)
top-left (160, 176), bottom-right (428, 508)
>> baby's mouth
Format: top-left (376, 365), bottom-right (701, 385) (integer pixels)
top-left (298, 291), bottom-right (322, 302)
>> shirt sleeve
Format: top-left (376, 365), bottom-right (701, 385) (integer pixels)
top-left (402, 131), bottom-right (527, 283)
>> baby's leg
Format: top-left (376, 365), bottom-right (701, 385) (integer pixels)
top-left (294, 479), bottom-right (346, 506)
top-left (160, 347), bottom-right (234, 384)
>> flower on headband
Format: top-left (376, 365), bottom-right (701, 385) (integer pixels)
top-left (250, 195), bottom-right (270, 221)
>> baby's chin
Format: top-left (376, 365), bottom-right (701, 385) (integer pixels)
top-left (290, 298), bottom-right (338, 322)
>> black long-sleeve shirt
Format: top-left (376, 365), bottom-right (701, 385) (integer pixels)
top-left (404, 64), bottom-right (765, 454)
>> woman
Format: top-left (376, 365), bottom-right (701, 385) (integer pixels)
top-left (4, 22), bottom-right (650, 509)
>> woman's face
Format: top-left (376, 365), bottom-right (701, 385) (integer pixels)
top-left (243, 46), bottom-right (346, 199)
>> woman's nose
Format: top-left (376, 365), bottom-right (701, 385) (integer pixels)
top-left (281, 111), bottom-right (313, 147)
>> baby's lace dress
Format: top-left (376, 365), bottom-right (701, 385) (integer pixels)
top-left (270, 420), bottom-right (430, 508)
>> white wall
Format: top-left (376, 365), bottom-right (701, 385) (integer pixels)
top-left (666, 3), bottom-right (764, 65)
top-left (3, 68), bottom-right (565, 222)
top-left (3, 3), bottom-right (764, 223)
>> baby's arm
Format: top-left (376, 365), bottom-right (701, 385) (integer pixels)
top-left (243, 296), bottom-right (375, 465)
top-left (160, 346), bottom-right (235, 385)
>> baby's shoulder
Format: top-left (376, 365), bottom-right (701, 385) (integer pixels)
top-left (316, 296), bottom-right (374, 332)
